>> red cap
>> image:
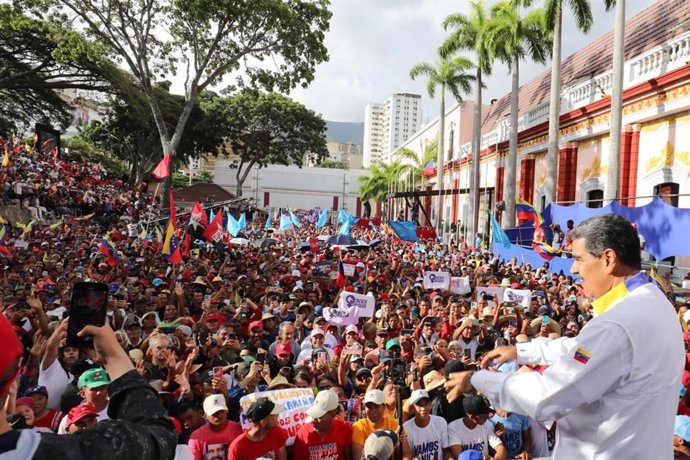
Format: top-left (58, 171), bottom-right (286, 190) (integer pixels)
top-left (248, 320), bottom-right (263, 331)
top-left (429, 292), bottom-right (441, 300)
top-left (66, 403), bottom-right (98, 426)
top-left (276, 342), bottom-right (291, 356)
top-left (205, 313), bottom-right (225, 324)
top-left (0, 315), bottom-right (23, 396)
top-left (683, 370), bottom-right (690, 388)
top-left (170, 416), bottom-right (182, 435)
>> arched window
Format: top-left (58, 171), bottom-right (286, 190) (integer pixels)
top-left (654, 182), bottom-right (679, 207)
top-left (586, 189), bottom-right (604, 208)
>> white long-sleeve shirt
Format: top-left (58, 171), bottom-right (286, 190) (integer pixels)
top-left (472, 273), bottom-right (684, 459)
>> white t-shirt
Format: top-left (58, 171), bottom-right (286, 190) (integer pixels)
top-left (38, 359), bottom-right (72, 410)
top-left (403, 415), bottom-right (449, 460)
top-left (458, 336), bottom-right (481, 361)
top-left (448, 418), bottom-right (502, 457)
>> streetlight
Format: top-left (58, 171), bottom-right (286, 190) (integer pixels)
top-left (342, 173), bottom-right (349, 211)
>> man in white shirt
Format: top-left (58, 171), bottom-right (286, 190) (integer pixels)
top-left (402, 389), bottom-right (450, 460)
top-left (448, 395), bottom-right (506, 460)
top-left (446, 214), bottom-right (685, 459)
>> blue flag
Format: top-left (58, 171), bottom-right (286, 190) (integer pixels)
top-left (238, 212), bottom-right (247, 229)
top-left (279, 214), bottom-right (293, 232)
top-left (265, 211), bottom-right (273, 229)
top-left (289, 209), bottom-right (302, 228)
top-left (227, 214), bottom-right (241, 237)
top-left (209, 209), bottom-right (215, 223)
top-left (388, 221), bottom-right (418, 242)
top-left (337, 209), bottom-right (359, 235)
top-left (316, 209), bottom-right (328, 229)
top-left (489, 212), bottom-right (511, 249)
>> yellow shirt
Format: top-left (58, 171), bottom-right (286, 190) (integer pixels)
top-left (351, 416), bottom-right (399, 446)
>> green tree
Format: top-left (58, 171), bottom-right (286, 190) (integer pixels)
top-left (358, 161), bottom-right (406, 219)
top-left (543, 0), bottom-right (593, 204)
top-left (317, 159), bottom-right (348, 169)
top-left (394, 139), bottom-right (438, 191)
top-left (61, 136), bottom-right (130, 177)
top-left (172, 168), bottom-right (214, 189)
top-left (19, 0), bottom-right (331, 202)
top-left (410, 56), bottom-right (475, 233)
top-left (203, 91), bottom-right (328, 197)
top-left (441, 0), bottom-right (498, 240)
top-left (488, 1), bottom-right (551, 227)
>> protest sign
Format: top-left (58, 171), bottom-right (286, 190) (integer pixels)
top-left (239, 387), bottom-right (315, 446)
top-left (343, 263), bottom-right (356, 277)
top-left (314, 261), bottom-right (332, 277)
top-left (14, 240), bottom-right (28, 250)
top-left (323, 291), bottom-right (376, 325)
top-left (423, 271), bottom-right (450, 290)
top-left (450, 276), bottom-right (471, 295)
top-left (475, 286), bottom-right (506, 308)
top-left (503, 288), bottom-right (532, 309)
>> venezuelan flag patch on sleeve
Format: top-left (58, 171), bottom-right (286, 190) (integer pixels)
top-left (573, 347), bottom-right (592, 365)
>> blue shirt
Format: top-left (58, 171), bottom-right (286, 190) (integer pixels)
top-left (490, 412), bottom-right (530, 458)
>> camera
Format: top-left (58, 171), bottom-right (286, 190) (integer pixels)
top-left (384, 348), bottom-right (408, 386)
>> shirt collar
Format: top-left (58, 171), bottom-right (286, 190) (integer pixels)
top-left (591, 272), bottom-right (650, 316)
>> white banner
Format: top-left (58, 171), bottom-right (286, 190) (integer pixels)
top-left (475, 286), bottom-right (506, 308)
top-left (450, 276), bottom-right (471, 295)
top-left (323, 291), bottom-right (376, 326)
top-left (503, 288), bottom-right (532, 309)
top-left (14, 239), bottom-right (28, 249)
top-left (343, 263), bottom-right (356, 277)
top-left (423, 271), bottom-right (451, 290)
top-left (239, 387), bottom-right (315, 446)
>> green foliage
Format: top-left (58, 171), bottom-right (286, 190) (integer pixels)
top-left (441, 1), bottom-right (496, 76)
top-left (394, 140), bottom-right (438, 188)
top-left (358, 161), bottom-right (406, 204)
top-left (487, 2), bottom-right (551, 70)
top-left (317, 159), bottom-right (348, 169)
top-left (172, 168), bottom-right (214, 189)
top-left (203, 90), bottom-right (328, 195)
top-left (62, 136), bottom-right (129, 177)
top-left (409, 57), bottom-right (475, 103)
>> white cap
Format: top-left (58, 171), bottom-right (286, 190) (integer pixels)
top-left (345, 325), bottom-right (359, 335)
top-left (291, 269), bottom-right (301, 277)
top-left (364, 389), bottom-right (385, 406)
top-left (305, 390), bottom-right (339, 419)
top-left (363, 430), bottom-right (398, 460)
top-left (408, 389), bottom-right (430, 406)
top-left (203, 394), bottom-right (228, 415)
top-left (310, 328), bottom-right (325, 337)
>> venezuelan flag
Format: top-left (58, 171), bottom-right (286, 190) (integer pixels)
top-left (515, 198), bottom-right (543, 226)
top-left (162, 191), bottom-right (181, 265)
top-left (532, 241), bottom-right (560, 261)
top-left (99, 239), bottom-right (120, 267)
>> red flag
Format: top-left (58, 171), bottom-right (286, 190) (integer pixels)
top-left (187, 201), bottom-right (208, 239)
top-left (336, 260), bottom-right (346, 288)
top-left (203, 208), bottom-right (224, 243)
top-left (152, 153), bottom-right (171, 180)
top-left (181, 233), bottom-right (191, 258)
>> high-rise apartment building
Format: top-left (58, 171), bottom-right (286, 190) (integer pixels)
top-left (363, 93), bottom-right (422, 167)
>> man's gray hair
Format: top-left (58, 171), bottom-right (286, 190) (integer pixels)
top-left (570, 214), bottom-right (641, 270)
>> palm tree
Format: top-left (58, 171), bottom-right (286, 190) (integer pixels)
top-left (441, 0), bottom-right (496, 243)
top-left (395, 139), bottom-right (438, 192)
top-left (606, 0), bottom-right (623, 203)
top-left (358, 161), bottom-right (406, 219)
top-left (544, 0), bottom-right (593, 205)
top-left (410, 56), bottom-right (475, 234)
top-left (488, 1), bottom-right (551, 227)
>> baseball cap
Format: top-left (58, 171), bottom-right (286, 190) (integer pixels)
top-left (203, 394), bottom-right (228, 415)
top-left (458, 450), bottom-right (483, 460)
top-left (385, 339), bottom-right (400, 350)
top-left (305, 389), bottom-right (339, 419)
top-left (310, 328), bottom-right (325, 337)
top-left (78, 368), bottom-right (111, 389)
top-left (26, 385), bottom-right (48, 398)
top-left (14, 397), bottom-right (34, 408)
top-left (364, 389), bottom-right (385, 406)
top-left (345, 325), bottom-right (359, 335)
top-left (676, 415), bottom-right (690, 441)
top-left (205, 313), bottom-right (225, 324)
top-left (66, 403), bottom-right (98, 426)
top-left (248, 320), bottom-right (264, 331)
top-left (363, 430), bottom-right (398, 460)
top-left (408, 389), bottom-right (430, 406)
top-left (350, 355), bottom-right (364, 363)
top-left (356, 367), bottom-right (372, 378)
top-left (246, 397), bottom-right (283, 423)
top-left (276, 342), bottom-right (292, 356)
top-left (462, 395), bottom-right (491, 416)
top-left (0, 314), bottom-right (23, 396)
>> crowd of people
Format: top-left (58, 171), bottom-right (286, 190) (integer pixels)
top-left (1, 146), bottom-right (690, 460)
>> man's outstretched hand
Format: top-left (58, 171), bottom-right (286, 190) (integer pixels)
top-left (444, 371), bottom-right (475, 403)
top-left (480, 345), bottom-right (517, 370)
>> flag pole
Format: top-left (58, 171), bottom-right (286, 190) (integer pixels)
top-left (144, 181), bottom-right (162, 238)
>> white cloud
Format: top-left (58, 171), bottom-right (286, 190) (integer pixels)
top-left (289, 0), bottom-right (654, 123)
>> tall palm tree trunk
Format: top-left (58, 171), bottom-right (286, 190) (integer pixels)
top-left (607, 0), bottom-right (625, 203)
top-left (545, 4), bottom-right (562, 206)
top-left (504, 53), bottom-right (520, 228)
top-left (436, 85), bottom-right (446, 235)
top-left (469, 68), bottom-right (483, 243)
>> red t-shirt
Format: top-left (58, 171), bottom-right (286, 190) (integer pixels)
top-left (228, 426), bottom-right (288, 460)
top-left (33, 408), bottom-right (62, 432)
top-left (291, 418), bottom-right (353, 460)
top-left (188, 421), bottom-right (243, 460)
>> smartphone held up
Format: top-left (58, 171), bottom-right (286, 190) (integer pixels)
top-left (66, 282), bottom-right (109, 348)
